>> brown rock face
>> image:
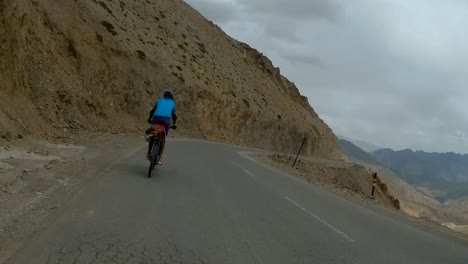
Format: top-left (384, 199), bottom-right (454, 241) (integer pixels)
top-left (0, 0), bottom-right (341, 159)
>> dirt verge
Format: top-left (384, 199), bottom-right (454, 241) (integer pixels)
top-left (0, 133), bottom-right (145, 263)
top-left (251, 153), bottom-right (400, 210)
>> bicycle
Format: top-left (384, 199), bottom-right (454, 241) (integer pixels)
top-left (145, 124), bottom-right (176, 178)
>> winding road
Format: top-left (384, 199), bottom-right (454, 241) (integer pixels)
top-left (5, 140), bottom-right (468, 264)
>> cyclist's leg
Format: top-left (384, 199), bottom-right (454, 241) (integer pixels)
top-left (152, 117), bottom-right (170, 164)
top-left (158, 126), bottom-right (169, 158)
top-left (159, 140), bottom-right (165, 157)
top-left (147, 121), bottom-right (157, 159)
top-left (147, 136), bottom-right (154, 159)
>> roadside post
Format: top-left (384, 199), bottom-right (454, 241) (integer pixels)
top-left (292, 137), bottom-right (306, 168)
top-left (371, 172), bottom-right (377, 197)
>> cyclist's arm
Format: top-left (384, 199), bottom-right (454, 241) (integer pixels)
top-left (171, 109), bottom-right (177, 125)
top-left (148, 103), bottom-right (158, 123)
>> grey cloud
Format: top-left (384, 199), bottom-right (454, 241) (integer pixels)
top-left (237, 0), bottom-right (341, 22)
top-left (280, 52), bottom-right (324, 67)
top-left (184, 0), bottom-right (240, 24)
top-left (187, 0), bottom-right (468, 154)
top-left (264, 21), bottom-right (302, 43)
top-left (238, 0), bottom-right (341, 43)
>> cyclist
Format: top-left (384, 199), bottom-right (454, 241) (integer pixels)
top-left (146, 90), bottom-right (177, 165)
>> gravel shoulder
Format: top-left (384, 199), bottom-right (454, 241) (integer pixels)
top-left (0, 133), bottom-right (145, 263)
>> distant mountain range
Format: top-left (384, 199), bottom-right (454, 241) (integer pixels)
top-left (337, 136), bottom-right (382, 152)
top-left (339, 136), bottom-right (468, 201)
top-left (339, 139), bottom-right (380, 165)
top-left (339, 136), bottom-right (468, 200)
top-left (372, 149), bottom-right (468, 201)
top-left (339, 137), bottom-right (468, 231)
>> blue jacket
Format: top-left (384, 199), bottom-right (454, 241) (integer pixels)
top-left (152, 98), bottom-right (177, 121)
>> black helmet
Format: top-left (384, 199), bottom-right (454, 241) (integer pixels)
top-left (163, 90), bottom-right (174, 100)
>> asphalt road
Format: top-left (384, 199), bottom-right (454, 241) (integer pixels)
top-left (5, 140), bottom-right (468, 264)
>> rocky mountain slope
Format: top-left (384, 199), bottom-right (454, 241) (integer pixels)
top-left (0, 0), bottom-right (340, 159)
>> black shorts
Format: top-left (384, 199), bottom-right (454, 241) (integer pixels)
top-left (151, 116), bottom-right (171, 135)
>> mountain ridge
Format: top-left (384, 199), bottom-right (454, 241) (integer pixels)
top-left (372, 148), bottom-right (468, 201)
top-left (0, 0), bottom-right (341, 159)
top-left (338, 135), bottom-right (382, 152)
top-left (339, 139), bottom-right (380, 165)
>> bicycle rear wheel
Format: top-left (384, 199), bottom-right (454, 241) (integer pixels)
top-left (148, 140), bottom-right (160, 178)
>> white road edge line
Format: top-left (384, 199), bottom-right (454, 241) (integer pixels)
top-left (242, 168), bottom-right (255, 177)
top-left (285, 197), bottom-right (355, 243)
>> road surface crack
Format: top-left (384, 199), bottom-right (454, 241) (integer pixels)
top-left (45, 233), bottom-right (206, 263)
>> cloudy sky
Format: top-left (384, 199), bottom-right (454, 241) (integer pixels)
top-left (185, 0), bottom-right (468, 154)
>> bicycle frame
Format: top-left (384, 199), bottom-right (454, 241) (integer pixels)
top-left (146, 124), bottom-right (167, 178)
